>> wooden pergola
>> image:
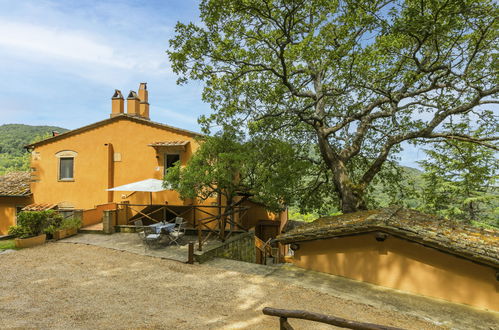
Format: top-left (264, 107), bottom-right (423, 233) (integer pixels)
top-left (118, 197), bottom-right (251, 251)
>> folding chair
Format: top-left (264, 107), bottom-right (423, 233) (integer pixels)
top-left (168, 217), bottom-right (186, 245)
top-left (143, 226), bottom-right (163, 249)
top-left (134, 220), bottom-right (146, 240)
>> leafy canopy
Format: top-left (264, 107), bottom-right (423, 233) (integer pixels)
top-left (169, 0), bottom-right (498, 213)
top-left (164, 130), bottom-right (308, 212)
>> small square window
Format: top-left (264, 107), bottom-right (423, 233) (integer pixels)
top-left (164, 154), bottom-right (180, 175)
top-left (59, 157), bottom-right (74, 180)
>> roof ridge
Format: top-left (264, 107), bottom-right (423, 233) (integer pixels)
top-left (25, 114), bottom-right (203, 149)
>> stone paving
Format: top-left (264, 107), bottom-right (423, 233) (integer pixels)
top-left (59, 232), bottom-right (220, 262)
top-left (0, 249), bottom-right (16, 255)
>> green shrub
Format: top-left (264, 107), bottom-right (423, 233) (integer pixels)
top-left (60, 216), bottom-right (81, 230)
top-left (8, 210), bottom-right (63, 238)
top-left (8, 225), bottom-right (31, 239)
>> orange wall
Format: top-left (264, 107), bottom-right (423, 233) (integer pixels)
top-left (0, 196), bottom-right (32, 235)
top-left (242, 200), bottom-right (280, 229)
top-left (292, 233), bottom-right (499, 311)
top-left (30, 118), bottom-right (199, 210)
top-left (30, 117), bottom-right (282, 228)
top-left (82, 203), bottom-right (117, 227)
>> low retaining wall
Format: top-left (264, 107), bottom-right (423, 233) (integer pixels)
top-left (83, 203), bottom-right (116, 227)
top-left (195, 231), bottom-right (256, 264)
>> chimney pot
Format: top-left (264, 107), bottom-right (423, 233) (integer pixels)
top-left (139, 83), bottom-right (149, 102)
top-left (127, 90), bottom-right (140, 116)
top-left (111, 89), bottom-right (124, 118)
top-left (138, 83), bottom-right (149, 117)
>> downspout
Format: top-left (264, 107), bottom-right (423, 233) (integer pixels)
top-left (105, 143), bottom-right (114, 203)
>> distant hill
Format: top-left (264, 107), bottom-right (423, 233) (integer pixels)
top-left (0, 124), bottom-right (68, 175)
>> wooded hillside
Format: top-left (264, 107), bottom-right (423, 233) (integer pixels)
top-left (0, 124), bottom-right (68, 175)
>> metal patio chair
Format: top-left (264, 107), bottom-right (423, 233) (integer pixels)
top-left (143, 225), bottom-right (163, 249)
top-left (134, 220), bottom-right (146, 240)
top-left (168, 217), bottom-right (186, 245)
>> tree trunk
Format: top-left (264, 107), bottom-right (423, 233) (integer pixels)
top-left (317, 133), bottom-right (367, 213)
top-left (331, 160), bottom-right (367, 213)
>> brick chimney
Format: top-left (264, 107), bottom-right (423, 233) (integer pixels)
top-left (111, 90), bottom-right (124, 118)
top-left (127, 91), bottom-right (140, 116)
top-left (138, 83), bottom-right (149, 120)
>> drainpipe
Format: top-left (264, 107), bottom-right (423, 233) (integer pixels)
top-left (105, 143), bottom-right (114, 203)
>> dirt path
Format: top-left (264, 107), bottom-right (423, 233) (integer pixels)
top-left (0, 243), bottom-right (440, 329)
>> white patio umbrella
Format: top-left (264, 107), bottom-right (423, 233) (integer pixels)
top-left (106, 178), bottom-right (167, 204)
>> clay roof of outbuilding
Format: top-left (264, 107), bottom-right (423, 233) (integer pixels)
top-left (276, 207), bottom-right (499, 269)
top-left (0, 172), bottom-right (31, 197)
top-left (22, 203), bottom-right (58, 211)
top-left (25, 114), bottom-right (202, 149)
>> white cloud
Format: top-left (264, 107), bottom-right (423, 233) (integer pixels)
top-left (0, 19), bottom-right (169, 73)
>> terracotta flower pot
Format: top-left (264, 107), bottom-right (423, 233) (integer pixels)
top-left (66, 228), bottom-right (78, 237)
top-left (53, 228), bottom-right (78, 240)
top-left (15, 234), bottom-right (47, 248)
top-left (53, 229), bottom-right (67, 240)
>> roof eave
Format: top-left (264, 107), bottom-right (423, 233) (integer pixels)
top-left (0, 193), bottom-right (32, 198)
top-left (277, 227), bottom-right (499, 270)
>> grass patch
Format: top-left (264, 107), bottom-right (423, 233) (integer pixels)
top-left (0, 240), bottom-right (17, 251)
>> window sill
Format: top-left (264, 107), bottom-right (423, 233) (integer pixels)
top-left (58, 179), bottom-right (75, 182)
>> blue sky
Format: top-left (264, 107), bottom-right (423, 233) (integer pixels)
top-left (0, 0), bottom-right (428, 167)
top-left (0, 0), bottom-right (207, 129)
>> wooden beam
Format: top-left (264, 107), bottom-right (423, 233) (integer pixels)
top-left (262, 308), bottom-right (403, 330)
top-left (280, 317), bottom-right (294, 330)
top-left (187, 242), bottom-right (194, 264)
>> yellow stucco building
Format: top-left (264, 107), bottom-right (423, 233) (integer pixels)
top-left (277, 207), bottom-right (499, 311)
top-left (15, 83), bottom-right (285, 235)
top-left (26, 83), bottom-right (200, 211)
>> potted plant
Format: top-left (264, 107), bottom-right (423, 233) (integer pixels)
top-left (52, 216), bottom-right (81, 240)
top-left (8, 210), bottom-right (61, 248)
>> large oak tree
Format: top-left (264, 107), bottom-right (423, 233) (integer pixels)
top-left (169, 0), bottom-right (498, 213)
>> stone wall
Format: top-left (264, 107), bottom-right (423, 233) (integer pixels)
top-left (103, 210), bottom-right (116, 234)
top-left (195, 231), bottom-right (256, 264)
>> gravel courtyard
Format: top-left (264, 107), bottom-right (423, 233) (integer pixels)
top-left (1, 243), bottom-right (441, 329)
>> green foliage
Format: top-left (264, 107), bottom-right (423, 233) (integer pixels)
top-left (8, 210), bottom-right (63, 238)
top-left (288, 206), bottom-right (341, 222)
top-left (0, 124), bottom-right (67, 175)
top-left (0, 240), bottom-right (17, 251)
top-left (164, 129), bottom-right (309, 212)
top-left (169, 0), bottom-right (498, 213)
top-left (60, 216), bottom-right (82, 230)
top-left (417, 122), bottom-right (498, 226)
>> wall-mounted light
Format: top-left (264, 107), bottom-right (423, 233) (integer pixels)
top-left (375, 232), bottom-right (388, 242)
top-left (290, 243), bottom-right (300, 251)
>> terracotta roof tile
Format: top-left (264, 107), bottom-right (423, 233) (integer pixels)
top-left (148, 141), bottom-right (190, 147)
top-left (276, 207), bottom-right (499, 268)
top-left (22, 203), bottom-right (58, 211)
top-left (0, 172), bottom-right (31, 196)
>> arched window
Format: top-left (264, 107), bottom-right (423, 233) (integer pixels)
top-left (55, 150), bottom-right (77, 181)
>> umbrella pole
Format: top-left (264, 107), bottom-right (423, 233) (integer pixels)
top-left (150, 191), bottom-right (152, 205)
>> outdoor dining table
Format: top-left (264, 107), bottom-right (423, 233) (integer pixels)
top-left (149, 222), bottom-right (175, 234)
